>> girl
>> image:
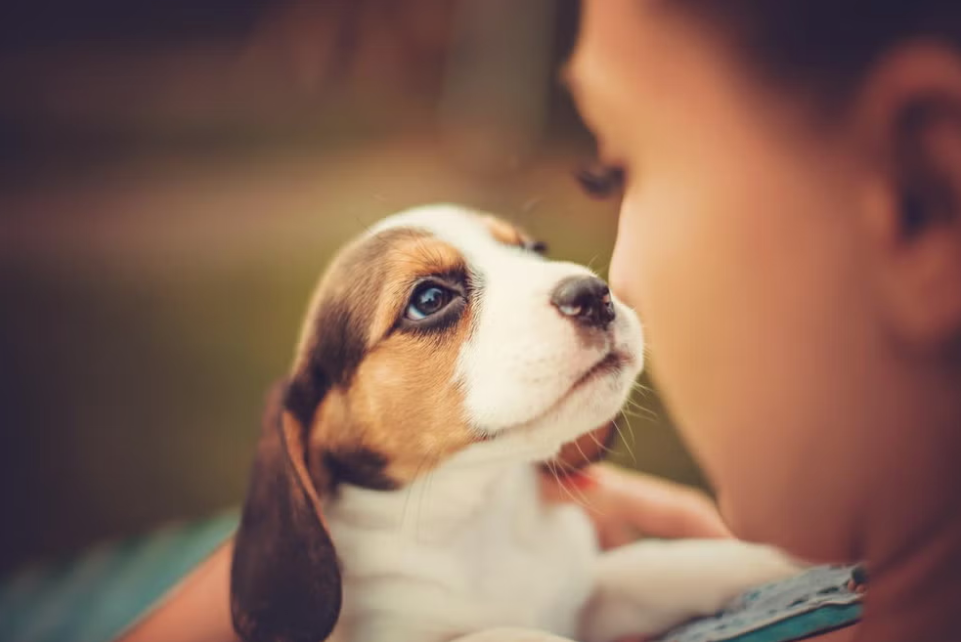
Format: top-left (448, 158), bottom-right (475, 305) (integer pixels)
top-left (555, 1), bottom-right (961, 640)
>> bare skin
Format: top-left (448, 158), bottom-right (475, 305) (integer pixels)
top-left (118, 541), bottom-right (238, 642)
top-left (566, 1), bottom-right (961, 641)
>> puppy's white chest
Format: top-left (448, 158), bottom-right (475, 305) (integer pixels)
top-left (447, 468), bottom-right (596, 633)
top-left (326, 465), bottom-right (598, 642)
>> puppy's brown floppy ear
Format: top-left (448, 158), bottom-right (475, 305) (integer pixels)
top-left (231, 379), bottom-right (341, 642)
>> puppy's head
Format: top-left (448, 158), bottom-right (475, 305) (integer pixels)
top-left (231, 204), bottom-right (644, 642)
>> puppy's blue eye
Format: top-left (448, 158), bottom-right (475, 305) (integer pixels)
top-left (405, 284), bottom-right (453, 320)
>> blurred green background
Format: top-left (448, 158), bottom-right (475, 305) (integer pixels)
top-left (0, 0), bottom-right (706, 576)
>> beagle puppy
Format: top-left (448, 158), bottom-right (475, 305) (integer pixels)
top-left (231, 204), bottom-right (802, 642)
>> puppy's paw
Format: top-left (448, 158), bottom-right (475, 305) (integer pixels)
top-left (579, 539), bottom-right (804, 642)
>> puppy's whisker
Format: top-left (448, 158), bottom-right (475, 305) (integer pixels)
top-left (415, 450), bottom-right (446, 539)
top-left (557, 461), bottom-right (593, 507)
top-left (593, 256), bottom-right (612, 279)
top-left (416, 461), bottom-right (436, 540)
top-left (612, 416), bottom-right (637, 465)
top-left (547, 460), bottom-right (583, 509)
top-left (573, 439), bottom-right (594, 467)
top-left (633, 406), bottom-right (660, 421)
top-left (553, 459), bottom-right (609, 516)
top-left (622, 415), bottom-right (640, 466)
top-left (548, 459), bottom-right (587, 508)
top-left (587, 429), bottom-right (614, 455)
top-left (632, 381), bottom-right (655, 395)
top-left (623, 397), bottom-right (659, 421)
top-left (629, 386), bottom-right (653, 401)
top-left (400, 464), bottom-right (420, 528)
top-left (620, 400), bottom-right (653, 418)
top-left (547, 459), bottom-right (560, 484)
top-left (620, 408), bottom-right (652, 423)
top-left (402, 449), bottom-right (437, 530)
top-left (545, 460), bottom-right (564, 501)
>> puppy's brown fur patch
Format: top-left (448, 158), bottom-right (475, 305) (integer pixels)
top-left (481, 215), bottom-right (545, 254)
top-left (483, 215), bottom-right (527, 247)
top-left (294, 227), bottom-right (476, 490)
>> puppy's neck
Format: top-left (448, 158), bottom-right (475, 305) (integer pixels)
top-left (324, 453), bottom-right (540, 545)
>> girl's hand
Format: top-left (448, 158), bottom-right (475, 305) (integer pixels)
top-left (540, 463), bottom-right (731, 549)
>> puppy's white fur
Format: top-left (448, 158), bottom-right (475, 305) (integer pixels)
top-left (321, 205), bottom-right (801, 642)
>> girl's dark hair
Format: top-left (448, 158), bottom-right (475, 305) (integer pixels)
top-left (671, 0), bottom-right (961, 104)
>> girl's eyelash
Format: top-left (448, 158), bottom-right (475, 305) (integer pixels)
top-left (574, 163), bottom-right (625, 199)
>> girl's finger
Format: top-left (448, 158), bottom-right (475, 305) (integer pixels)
top-left (592, 464), bottom-right (732, 539)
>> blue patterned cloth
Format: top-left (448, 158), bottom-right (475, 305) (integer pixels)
top-left (653, 565), bottom-right (864, 642)
top-left (0, 512), bottom-right (862, 642)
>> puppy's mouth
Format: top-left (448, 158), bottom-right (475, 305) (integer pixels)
top-left (480, 350), bottom-right (631, 441)
top-left (571, 351), bottom-right (626, 391)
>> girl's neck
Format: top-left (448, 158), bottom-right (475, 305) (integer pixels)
top-left (851, 363), bottom-right (961, 642)
top-left (856, 512), bottom-right (961, 642)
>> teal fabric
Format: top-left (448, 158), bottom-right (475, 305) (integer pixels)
top-left (0, 511), bottom-right (238, 642)
top-left (729, 604), bottom-right (862, 642)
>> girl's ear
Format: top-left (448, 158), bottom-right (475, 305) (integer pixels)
top-left (230, 380), bottom-right (341, 642)
top-left (853, 43), bottom-right (961, 354)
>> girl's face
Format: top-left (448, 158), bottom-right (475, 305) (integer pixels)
top-left (569, 0), bottom-right (891, 561)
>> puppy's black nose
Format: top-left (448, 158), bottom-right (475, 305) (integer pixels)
top-left (551, 276), bottom-right (616, 329)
